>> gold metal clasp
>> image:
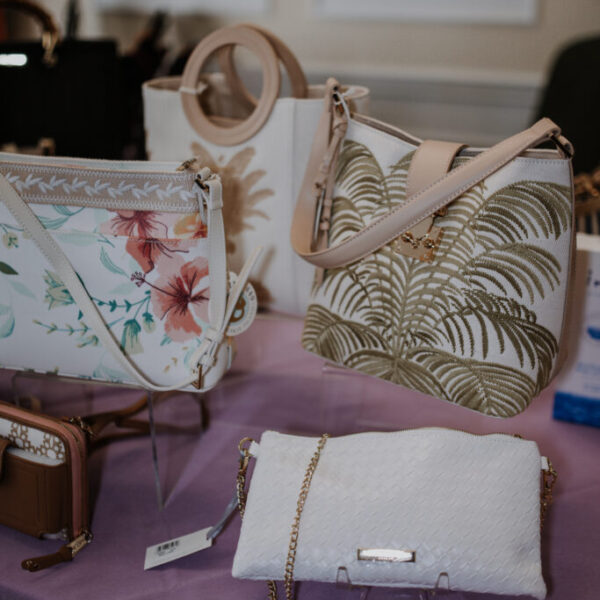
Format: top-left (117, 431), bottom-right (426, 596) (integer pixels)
top-left (393, 214), bottom-right (444, 262)
top-left (191, 365), bottom-right (203, 390)
top-left (68, 531), bottom-right (93, 558)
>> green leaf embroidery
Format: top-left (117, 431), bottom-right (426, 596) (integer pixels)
top-left (2, 232), bottom-right (18, 249)
top-left (52, 205), bottom-right (82, 216)
top-left (142, 312), bottom-right (156, 333)
top-left (121, 319), bottom-right (143, 355)
top-left (8, 280), bottom-right (36, 300)
top-left (100, 247), bottom-right (127, 277)
top-left (38, 215), bottom-right (69, 230)
top-left (303, 140), bottom-right (572, 416)
top-left (55, 232), bottom-right (98, 246)
top-left (0, 304), bottom-right (15, 338)
top-left (43, 270), bottom-right (74, 309)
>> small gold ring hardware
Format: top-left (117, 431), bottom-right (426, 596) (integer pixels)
top-left (331, 89), bottom-right (349, 117)
top-left (550, 133), bottom-right (574, 159)
top-left (238, 437), bottom-right (254, 457)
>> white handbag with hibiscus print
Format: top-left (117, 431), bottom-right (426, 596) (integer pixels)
top-left (143, 25), bottom-right (369, 314)
top-left (292, 79), bottom-right (575, 417)
top-left (0, 152), bottom-right (261, 391)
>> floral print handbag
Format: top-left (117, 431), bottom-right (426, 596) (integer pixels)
top-left (0, 152), bottom-right (261, 391)
top-left (292, 79), bottom-right (575, 417)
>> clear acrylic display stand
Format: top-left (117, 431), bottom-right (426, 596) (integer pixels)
top-left (334, 567), bottom-right (462, 599)
top-left (9, 371), bottom-right (206, 509)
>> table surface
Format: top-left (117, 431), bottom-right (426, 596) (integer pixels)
top-left (0, 315), bottom-right (598, 600)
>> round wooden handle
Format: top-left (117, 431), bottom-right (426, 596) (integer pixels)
top-left (216, 24), bottom-right (308, 110)
top-left (180, 26), bottom-right (282, 146)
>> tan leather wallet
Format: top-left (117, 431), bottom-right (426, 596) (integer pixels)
top-left (0, 396), bottom-right (151, 571)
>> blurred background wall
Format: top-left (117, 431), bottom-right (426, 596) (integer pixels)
top-left (8, 0), bottom-right (600, 145)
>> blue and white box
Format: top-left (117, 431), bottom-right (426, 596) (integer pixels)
top-left (554, 233), bottom-right (600, 426)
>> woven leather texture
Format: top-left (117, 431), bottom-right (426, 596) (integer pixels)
top-left (233, 429), bottom-right (546, 599)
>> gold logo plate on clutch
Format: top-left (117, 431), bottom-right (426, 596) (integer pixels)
top-left (357, 548), bottom-right (416, 563)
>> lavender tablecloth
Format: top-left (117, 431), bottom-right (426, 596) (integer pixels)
top-left (0, 315), bottom-right (598, 600)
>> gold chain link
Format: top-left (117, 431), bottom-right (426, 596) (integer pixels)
top-left (540, 458), bottom-right (557, 530)
top-left (283, 434), bottom-right (329, 600)
top-left (236, 434), bottom-right (329, 600)
top-left (236, 437), bottom-right (253, 519)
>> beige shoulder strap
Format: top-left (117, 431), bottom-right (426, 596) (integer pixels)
top-left (406, 140), bottom-right (465, 198)
top-left (291, 84), bottom-right (572, 269)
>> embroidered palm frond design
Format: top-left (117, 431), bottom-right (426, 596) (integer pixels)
top-left (303, 141), bottom-right (571, 416)
top-left (190, 143), bottom-right (274, 254)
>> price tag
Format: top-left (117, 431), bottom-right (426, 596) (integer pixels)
top-left (144, 528), bottom-right (213, 570)
top-left (143, 492), bottom-right (239, 570)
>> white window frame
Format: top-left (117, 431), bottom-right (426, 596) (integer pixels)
top-left (95, 0), bottom-right (271, 16)
top-left (312, 0), bottom-right (539, 25)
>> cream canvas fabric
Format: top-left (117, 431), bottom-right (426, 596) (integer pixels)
top-left (144, 71), bottom-right (369, 315)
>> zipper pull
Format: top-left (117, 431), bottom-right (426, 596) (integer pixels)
top-left (22, 531), bottom-right (92, 572)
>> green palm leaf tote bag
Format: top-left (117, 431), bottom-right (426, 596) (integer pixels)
top-left (292, 79), bottom-right (575, 417)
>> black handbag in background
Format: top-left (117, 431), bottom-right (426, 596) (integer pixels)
top-left (0, 0), bottom-right (126, 159)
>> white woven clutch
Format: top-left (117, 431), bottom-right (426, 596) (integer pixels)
top-left (232, 429), bottom-right (555, 599)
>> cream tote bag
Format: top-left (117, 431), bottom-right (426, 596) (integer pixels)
top-left (143, 25), bottom-right (369, 315)
top-left (292, 80), bottom-right (575, 417)
top-left (0, 152), bottom-right (260, 392)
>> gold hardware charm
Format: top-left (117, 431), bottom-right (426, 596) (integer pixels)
top-left (393, 215), bottom-right (444, 262)
top-left (191, 366), bottom-right (203, 390)
top-left (68, 531), bottom-right (92, 558)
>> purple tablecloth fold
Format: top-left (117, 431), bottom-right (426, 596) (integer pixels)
top-left (0, 316), bottom-right (598, 600)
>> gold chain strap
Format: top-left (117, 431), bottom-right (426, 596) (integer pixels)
top-left (540, 458), bottom-right (557, 530)
top-left (236, 434), bottom-right (329, 600)
top-left (283, 434), bottom-right (329, 600)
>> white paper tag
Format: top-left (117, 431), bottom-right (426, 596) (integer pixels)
top-left (144, 528), bottom-right (213, 570)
